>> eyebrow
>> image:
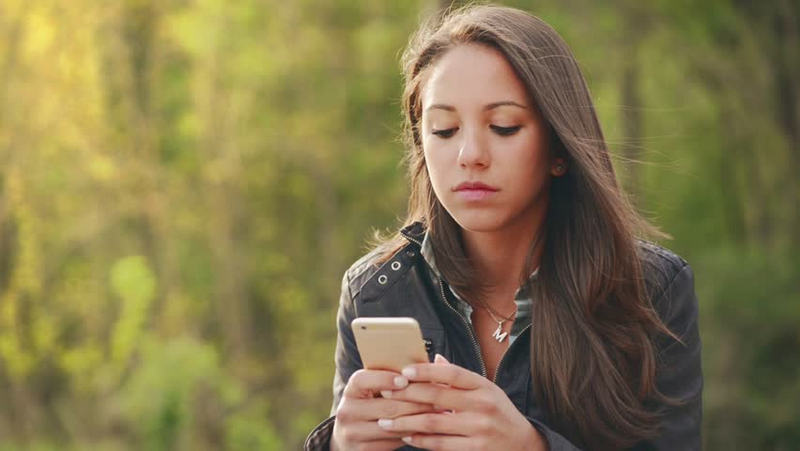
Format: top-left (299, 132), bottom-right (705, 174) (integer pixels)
top-left (425, 101), bottom-right (527, 112)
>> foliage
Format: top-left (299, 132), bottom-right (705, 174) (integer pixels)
top-left (0, 0), bottom-right (797, 449)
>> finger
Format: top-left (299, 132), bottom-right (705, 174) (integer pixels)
top-left (401, 433), bottom-right (479, 451)
top-left (434, 353), bottom-right (449, 364)
top-left (401, 362), bottom-right (485, 390)
top-left (343, 369), bottom-right (409, 399)
top-left (334, 418), bottom-right (411, 445)
top-left (358, 439), bottom-right (407, 451)
top-left (345, 397), bottom-right (436, 421)
top-left (377, 411), bottom-right (467, 436)
top-left (385, 381), bottom-right (469, 411)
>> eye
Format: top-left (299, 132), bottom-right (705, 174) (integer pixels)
top-left (490, 125), bottom-right (522, 136)
top-left (432, 127), bottom-right (458, 139)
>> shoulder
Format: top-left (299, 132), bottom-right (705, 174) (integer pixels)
top-left (341, 247), bottom-right (385, 299)
top-left (342, 238), bottom-right (417, 300)
top-left (342, 224), bottom-right (425, 301)
top-left (636, 240), bottom-right (699, 347)
top-left (636, 239), bottom-right (692, 301)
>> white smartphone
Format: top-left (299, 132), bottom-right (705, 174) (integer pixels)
top-left (351, 317), bottom-right (430, 372)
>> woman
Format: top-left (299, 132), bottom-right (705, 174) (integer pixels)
top-left (306, 5), bottom-right (702, 450)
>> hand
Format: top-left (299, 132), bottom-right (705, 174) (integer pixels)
top-left (330, 368), bottom-right (438, 451)
top-left (376, 354), bottom-right (546, 451)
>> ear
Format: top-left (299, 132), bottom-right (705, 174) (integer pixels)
top-left (550, 157), bottom-right (567, 176)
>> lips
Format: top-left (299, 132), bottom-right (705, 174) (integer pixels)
top-left (453, 181), bottom-right (500, 192)
top-left (452, 181), bottom-right (499, 201)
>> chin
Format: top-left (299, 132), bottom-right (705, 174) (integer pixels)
top-left (447, 210), bottom-right (508, 233)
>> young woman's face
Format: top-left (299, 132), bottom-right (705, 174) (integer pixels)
top-left (420, 44), bottom-right (553, 235)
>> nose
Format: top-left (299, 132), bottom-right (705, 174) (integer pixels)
top-left (456, 127), bottom-right (490, 169)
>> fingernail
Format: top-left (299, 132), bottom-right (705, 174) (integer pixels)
top-left (434, 353), bottom-right (449, 363)
top-left (393, 376), bottom-right (408, 388)
top-left (377, 418), bottom-right (393, 429)
top-left (401, 367), bottom-right (416, 379)
top-left (380, 390), bottom-right (392, 399)
top-left (402, 436), bottom-right (413, 444)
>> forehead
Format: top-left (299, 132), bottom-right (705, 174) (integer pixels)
top-left (421, 43), bottom-right (529, 109)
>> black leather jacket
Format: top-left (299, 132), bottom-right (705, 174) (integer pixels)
top-left (305, 223), bottom-right (703, 450)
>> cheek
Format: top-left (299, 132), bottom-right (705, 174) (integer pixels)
top-left (499, 134), bottom-right (549, 171)
top-left (422, 140), bottom-right (452, 186)
top-left (499, 139), bottom-right (551, 192)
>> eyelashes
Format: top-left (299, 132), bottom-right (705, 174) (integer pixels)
top-left (490, 125), bottom-right (522, 136)
top-left (432, 128), bottom-right (457, 138)
top-left (431, 125), bottom-right (522, 138)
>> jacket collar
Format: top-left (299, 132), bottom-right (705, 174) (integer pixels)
top-left (399, 221), bottom-right (426, 246)
top-left (401, 220), bottom-right (540, 284)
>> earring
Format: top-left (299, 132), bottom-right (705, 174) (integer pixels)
top-left (552, 159), bottom-right (566, 176)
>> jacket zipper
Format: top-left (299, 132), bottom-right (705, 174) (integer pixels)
top-left (492, 324), bottom-right (531, 384)
top-left (401, 234), bottom-right (488, 377)
top-left (437, 278), bottom-right (487, 377)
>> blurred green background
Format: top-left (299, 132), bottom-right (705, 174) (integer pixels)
top-left (0, 0), bottom-right (798, 449)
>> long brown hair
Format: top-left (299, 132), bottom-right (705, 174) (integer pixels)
top-left (377, 4), bottom-right (684, 450)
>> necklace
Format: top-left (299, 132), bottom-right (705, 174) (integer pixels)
top-left (479, 303), bottom-right (516, 343)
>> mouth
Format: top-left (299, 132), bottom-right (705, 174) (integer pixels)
top-left (452, 181), bottom-right (500, 201)
top-left (452, 181), bottom-right (500, 192)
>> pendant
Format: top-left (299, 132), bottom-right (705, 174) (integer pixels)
top-left (491, 322), bottom-right (508, 342)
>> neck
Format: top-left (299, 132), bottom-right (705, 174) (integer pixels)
top-left (461, 206), bottom-right (546, 298)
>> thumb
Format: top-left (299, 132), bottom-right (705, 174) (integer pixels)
top-left (434, 353), bottom-right (450, 364)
